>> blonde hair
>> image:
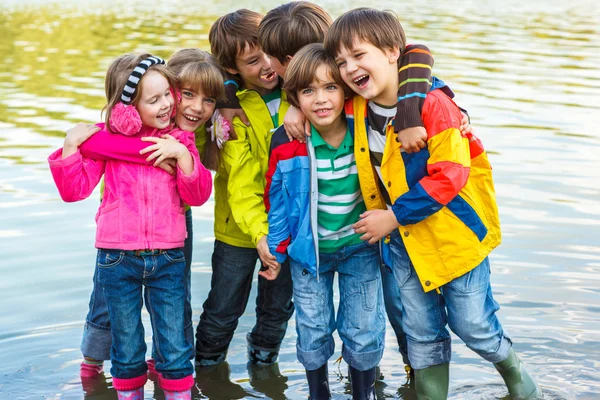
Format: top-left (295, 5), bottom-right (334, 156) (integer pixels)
top-left (103, 53), bottom-right (177, 132)
top-left (324, 8), bottom-right (406, 60)
top-left (258, 2), bottom-right (332, 64)
top-left (168, 48), bottom-right (226, 171)
top-left (209, 9), bottom-right (264, 71)
top-left (283, 43), bottom-right (350, 109)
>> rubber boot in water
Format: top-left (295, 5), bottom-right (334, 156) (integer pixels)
top-left (306, 364), bottom-right (331, 400)
top-left (349, 366), bottom-right (377, 400)
top-left (494, 348), bottom-right (542, 399)
top-left (414, 363), bottom-right (449, 400)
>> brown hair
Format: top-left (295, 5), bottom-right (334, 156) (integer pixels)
top-left (283, 43), bottom-right (351, 109)
top-left (258, 1), bottom-right (332, 64)
top-left (324, 8), bottom-right (406, 60)
top-left (102, 53), bottom-right (177, 132)
top-left (209, 9), bottom-right (264, 72)
top-left (168, 48), bottom-right (226, 102)
top-left (167, 48), bottom-right (227, 171)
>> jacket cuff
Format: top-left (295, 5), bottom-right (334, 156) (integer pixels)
top-left (394, 103), bottom-right (424, 132)
top-left (48, 148), bottom-right (81, 167)
top-left (391, 202), bottom-right (408, 227)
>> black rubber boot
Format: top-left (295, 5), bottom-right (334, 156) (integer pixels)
top-left (306, 364), bottom-right (331, 400)
top-left (349, 366), bottom-right (377, 400)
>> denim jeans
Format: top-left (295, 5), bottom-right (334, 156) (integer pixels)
top-left (388, 230), bottom-right (512, 370)
top-left (380, 261), bottom-right (410, 366)
top-left (96, 248), bottom-right (193, 380)
top-left (81, 208), bottom-right (194, 360)
top-left (195, 240), bottom-right (294, 363)
top-left (291, 241), bottom-right (385, 371)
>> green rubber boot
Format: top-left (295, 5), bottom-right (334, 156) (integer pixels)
top-left (414, 363), bottom-right (449, 400)
top-left (494, 349), bottom-right (542, 399)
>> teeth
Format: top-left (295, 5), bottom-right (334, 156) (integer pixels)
top-left (184, 114), bottom-right (199, 122)
top-left (353, 74), bottom-right (368, 83)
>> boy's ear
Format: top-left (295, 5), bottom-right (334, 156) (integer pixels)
top-left (225, 67), bottom-right (239, 76)
top-left (387, 46), bottom-right (401, 64)
top-left (284, 55), bottom-right (293, 65)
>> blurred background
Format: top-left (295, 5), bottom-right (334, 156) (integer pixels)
top-left (0, 0), bottom-right (599, 398)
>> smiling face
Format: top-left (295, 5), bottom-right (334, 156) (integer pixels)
top-left (228, 43), bottom-right (279, 96)
top-left (296, 63), bottom-right (345, 133)
top-left (335, 38), bottom-right (400, 106)
top-left (135, 70), bottom-right (174, 129)
top-left (175, 86), bottom-right (216, 132)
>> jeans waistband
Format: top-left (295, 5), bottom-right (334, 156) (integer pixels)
top-left (124, 249), bottom-right (167, 257)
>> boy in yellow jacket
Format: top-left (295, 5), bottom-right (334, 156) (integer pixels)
top-left (326, 8), bottom-right (542, 400)
top-left (195, 9), bottom-right (294, 366)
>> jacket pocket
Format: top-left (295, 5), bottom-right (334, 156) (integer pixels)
top-left (96, 200), bottom-right (121, 243)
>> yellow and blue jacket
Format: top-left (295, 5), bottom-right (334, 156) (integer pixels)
top-left (347, 89), bottom-right (501, 292)
top-left (213, 89), bottom-right (290, 248)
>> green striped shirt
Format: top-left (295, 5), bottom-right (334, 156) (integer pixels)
top-left (261, 88), bottom-right (282, 128)
top-left (311, 125), bottom-right (366, 253)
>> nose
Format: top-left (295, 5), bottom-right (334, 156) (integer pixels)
top-left (345, 58), bottom-right (358, 74)
top-left (315, 89), bottom-right (327, 104)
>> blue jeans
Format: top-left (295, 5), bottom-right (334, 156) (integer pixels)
top-left (380, 261), bottom-right (411, 366)
top-left (291, 241), bottom-right (385, 371)
top-left (81, 208), bottom-right (194, 360)
top-left (195, 240), bottom-right (294, 361)
top-left (96, 248), bottom-right (193, 379)
top-left (388, 230), bottom-right (512, 370)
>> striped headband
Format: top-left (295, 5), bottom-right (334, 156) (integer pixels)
top-left (120, 56), bottom-right (166, 104)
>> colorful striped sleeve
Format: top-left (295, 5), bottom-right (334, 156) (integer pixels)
top-left (391, 90), bottom-right (471, 225)
top-left (394, 44), bottom-right (434, 132)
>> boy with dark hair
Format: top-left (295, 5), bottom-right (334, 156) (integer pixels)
top-left (325, 7), bottom-right (542, 400)
top-left (194, 9), bottom-right (294, 367)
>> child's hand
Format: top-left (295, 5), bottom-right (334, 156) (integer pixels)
top-left (459, 112), bottom-right (472, 135)
top-left (63, 123), bottom-right (100, 158)
top-left (352, 209), bottom-right (400, 244)
top-left (157, 159), bottom-right (177, 175)
top-left (257, 235), bottom-right (279, 269)
top-left (283, 105), bottom-right (310, 143)
top-left (397, 126), bottom-right (427, 154)
top-left (140, 134), bottom-right (187, 166)
top-left (220, 107), bottom-right (250, 127)
top-left (258, 262), bottom-right (281, 281)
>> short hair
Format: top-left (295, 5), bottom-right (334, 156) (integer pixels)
top-left (258, 1), bottom-right (332, 64)
top-left (209, 9), bottom-right (264, 71)
top-left (103, 53), bottom-right (177, 131)
top-left (324, 8), bottom-right (406, 59)
top-left (283, 43), bottom-right (351, 109)
top-left (168, 48), bottom-right (226, 102)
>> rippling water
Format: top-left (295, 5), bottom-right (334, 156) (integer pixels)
top-left (1, 0), bottom-right (599, 398)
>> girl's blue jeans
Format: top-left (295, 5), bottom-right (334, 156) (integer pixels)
top-left (388, 229), bottom-right (512, 370)
top-left (95, 248), bottom-right (193, 380)
top-left (291, 241), bottom-right (386, 371)
top-left (81, 208), bottom-right (194, 361)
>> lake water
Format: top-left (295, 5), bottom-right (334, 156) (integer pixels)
top-left (1, 0), bottom-right (599, 398)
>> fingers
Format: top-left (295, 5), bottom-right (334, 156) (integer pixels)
top-left (285, 130), bottom-right (294, 142)
top-left (141, 137), bottom-right (160, 143)
top-left (140, 144), bottom-right (159, 155)
top-left (145, 150), bottom-right (162, 162)
top-left (152, 154), bottom-right (167, 167)
top-left (240, 111), bottom-right (250, 126)
top-left (161, 134), bottom-right (176, 140)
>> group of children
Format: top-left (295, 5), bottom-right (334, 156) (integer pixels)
top-left (49, 2), bottom-right (543, 400)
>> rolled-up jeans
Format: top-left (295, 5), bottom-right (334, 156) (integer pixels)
top-left (388, 229), bottom-right (512, 370)
top-left (81, 208), bottom-right (194, 360)
top-left (291, 241), bottom-right (386, 371)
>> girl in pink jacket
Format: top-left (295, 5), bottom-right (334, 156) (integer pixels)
top-left (48, 53), bottom-right (211, 400)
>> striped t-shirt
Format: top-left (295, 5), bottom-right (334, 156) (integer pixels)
top-left (262, 88), bottom-right (282, 128)
top-left (311, 125), bottom-right (366, 253)
top-left (367, 101), bottom-right (395, 205)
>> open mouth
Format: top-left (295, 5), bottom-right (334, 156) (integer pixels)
top-left (261, 70), bottom-right (277, 82)
top-left (158, 111), bottom-right (170, 121)
top-left (353, 74), bottom-right (369, 89)
top-left (314, 108), bottom-right (332, 117)
top-left (183, 114), bottom-right (200, 123)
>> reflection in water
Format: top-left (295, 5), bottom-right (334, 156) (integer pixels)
top-left (0, 0), bottom-right (599, 399)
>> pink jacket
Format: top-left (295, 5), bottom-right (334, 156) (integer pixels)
top-left (48, 123), bottom-right (212, 250)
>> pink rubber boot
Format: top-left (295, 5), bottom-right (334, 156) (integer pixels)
top-left (113, 375), bottom-right (147, 400)
top-left (159, 374), bottom-right (194, 400)
top-left (80, 359), bottom-right (104, 378)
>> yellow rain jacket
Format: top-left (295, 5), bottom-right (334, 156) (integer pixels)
top-left (214, 89), bottom-right (290, 248)
top-left (347, 90), bottom-right (501, 292)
